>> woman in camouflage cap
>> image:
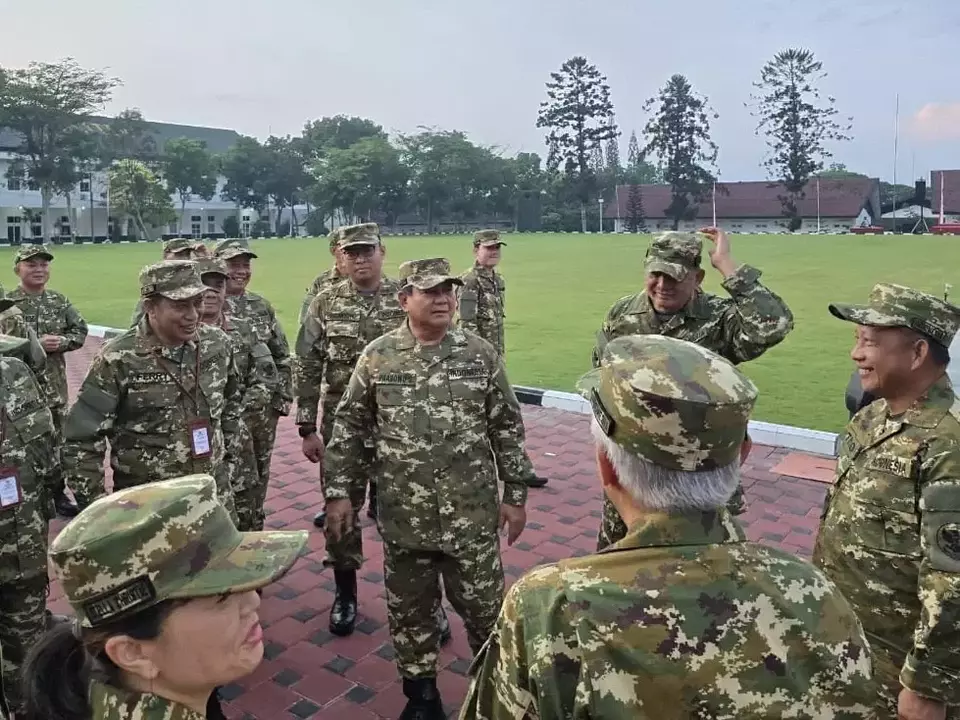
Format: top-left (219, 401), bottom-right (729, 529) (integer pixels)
top-left (20, 474), bottom-right (307, 720)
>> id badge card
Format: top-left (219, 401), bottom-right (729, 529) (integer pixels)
top-left (189, 419), bottom-right (213, 459)
top-left (0, 467), bottom-right (22, 510)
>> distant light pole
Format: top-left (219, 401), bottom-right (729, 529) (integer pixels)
top-left (598, 198), bottom-right (604, 232)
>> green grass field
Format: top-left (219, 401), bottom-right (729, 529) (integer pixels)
top-left (8, 233), bottom-right (955, 433)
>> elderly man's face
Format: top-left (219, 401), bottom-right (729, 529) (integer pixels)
top-left (644, 270), bottom-right (702, 313)
top-left (400, 283), bottom-right (457, 331)
top-left (850, 325), bottom-right (928, 397)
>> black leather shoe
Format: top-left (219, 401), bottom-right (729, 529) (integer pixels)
top-left (399, 677), bottom-right (445, 720)
top-left (313, 510), bottom-right (326, 529)
top-left (329, 569), bottom-right (358, 636)
top-left (438, 606), bottom-right (451, 645)
top-left (525, 474), bottom-right (548, 488)
top-left (367, 483), bottom-right (378, 520)
top-left (55, 491), bottom-right (79, 517)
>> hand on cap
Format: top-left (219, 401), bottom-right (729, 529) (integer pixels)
top-left (699, 226), bottom-right (736, 277)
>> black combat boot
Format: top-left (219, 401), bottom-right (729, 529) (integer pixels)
top-left (438, 606), bottom-right (451, 645)
top-left (367, 483), bottom-right (378, 520)
top-left (525, 473), bottom-right (548, 488)
top-left (55, 489), bottom-right (79, 517)
top-left (313, 510), bottom-right (326, 529)
top-left (399, 677), bottom-right (444, 720)
top-left (329, 568), bottom-right (358, 636)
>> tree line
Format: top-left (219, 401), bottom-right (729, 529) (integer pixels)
top-left (0, 50), bottom-right (853, 240)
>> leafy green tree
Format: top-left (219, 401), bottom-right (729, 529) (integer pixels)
top-left (109, 159), bottom-right (175, 240)
top-left (749, 48), bottom-right (853, 230)
top-left (643, 74), bottom-right (718, 229)
top-left (162, 137), bottom-right (217, 229)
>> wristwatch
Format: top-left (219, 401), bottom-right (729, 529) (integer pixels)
top-left (297, 425), bottom-right (317, 438)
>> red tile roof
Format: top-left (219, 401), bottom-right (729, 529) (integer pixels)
top-left (931, 170), bottom-right (960, 215)
top-left (607, 177), bottom-right (880, 221)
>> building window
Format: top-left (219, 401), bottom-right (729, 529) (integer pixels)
top-left (7, 177), bottom-right (20, 191)
top-left (5, 216), bottom-right (20, 224)
top-left (26, 179), bottom-right (39, 191)
top-left (191, 221), bottom-right (201, 237)
top-left (168, 221), bottom-right (178, 234)
top-left (242, 215), bottom-right (250, 221)
top-left (207, 220), bottom-right (216, 234)
top-left (242, 221), bottom-right (250, 237)
top-left (79, 178), bottom-right (91, 193)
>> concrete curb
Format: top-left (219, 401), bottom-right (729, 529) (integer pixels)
top-left (84, 325), bottom-right (839, 458)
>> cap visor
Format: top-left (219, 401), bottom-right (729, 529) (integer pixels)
top-left (409, 275), bottom-right (464, 290)
top-left (340, 239), bottom-right (380, 249)
top-left (478, 241), bottom-right (506, 247)
top-left (828, 303), bottom-right (906, 328)
top-left (575, 368), bottom-right (602, 399)
top-left (22, 252), bottom-right (53, 261)
top-left (220, 249), bottom-right (258, 260)
top-left (170, 529), bottom-right (308, 599)
top-left (158, 283), bottom-right (207, 301)
top-left (645, 260), bottom-right (688, 281)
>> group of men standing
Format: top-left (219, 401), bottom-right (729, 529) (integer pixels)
top-left (3, 221), bottom-right (960, 720)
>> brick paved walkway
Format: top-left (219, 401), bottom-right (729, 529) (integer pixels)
top-left (45, 339), bottom-right (836, 719)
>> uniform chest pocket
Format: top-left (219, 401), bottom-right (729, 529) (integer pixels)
top-left (447, 365), bottom-right (487, 431)
top-left (853, 501), bottom-right (921, 558)
top-left (126, 383), bottom-right (182, 412)
top-left (326, 321), bottom-right (361, 363)
top-left (375, 379), bottom-right (417, 431)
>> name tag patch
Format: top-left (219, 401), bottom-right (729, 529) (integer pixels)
top-left (867, 454), bottom-right (912, 477)
top-left (448, 364), bottom-right (486, 380)
top-left (379, 372), bottom-right (415, 386)
top-left (130, 372), bottom-right (170, 386)
top-left (83, 576), bottom-right (157, 626)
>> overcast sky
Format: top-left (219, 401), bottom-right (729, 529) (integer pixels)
top-left (3, 0), bottom-right (958, 184)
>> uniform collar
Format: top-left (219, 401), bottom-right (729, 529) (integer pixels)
top-left (473, 263), bottom-right (497, 277)
top-left (89, 680), bottom-right (207, 720)
top-left (135, 317), bottom-right (196, 358)
top-left (866, 374), bottom-right (955, 432)
top-left (603, 509), bottom-right (747, 553)
top-left (393, 320), bottom-right (468, 352)
top-left (638, 290), bottom-right (713, 320)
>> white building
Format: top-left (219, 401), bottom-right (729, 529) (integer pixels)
top-left (606, 177), bottom-right (881, 233)
top-left (0, 118), bottom-right (285, 244)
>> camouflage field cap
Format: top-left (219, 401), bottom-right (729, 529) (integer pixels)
top-left (195, 257), bottom-right (229, 279)
top-left (162, 238), bottom-right (203, 256)
top-left (644, 232), bottom-right (703, 281)
top-left (14, 244), bottom-right (54, 263)
top-left (829, 283), bottom-right (960, 348)
top-left (577, 335), bottom-right (757, 471)
top-left (214, 238), bottom-right (258, 260)
top-left (398, 258), bottom-right (464, 290)
top-left (328, 230), bottom-right (339, 252)
top-left (473, 229), bottom-right (507, 248)
top-left (336, 222), bottom-right (381, 250)
top-left (0, 333), bottom-right (30, 355)
top-left (49, 474), bottom-right (309, 629)
top-left (139, 260), bottom-right (206, 300)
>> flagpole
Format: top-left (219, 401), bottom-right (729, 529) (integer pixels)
top-left (711, 181), bottom-right (717, 227)
top-left (893, 94), bottom-right (900, 229)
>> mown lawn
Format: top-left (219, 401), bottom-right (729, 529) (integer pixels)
top-left (9, 232), bottom-right (956, 432)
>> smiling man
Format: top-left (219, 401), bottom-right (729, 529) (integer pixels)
top-left (62, 260), bottom-right (248, 523)
top-left (814, 283), bottom-right (960, 720)
top-left (591, 228), bottom-right (794, 550)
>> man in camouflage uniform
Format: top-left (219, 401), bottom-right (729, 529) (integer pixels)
top-left (814, 283), bottom-right (960, 720)
top-left (197, 257), bottom-right (278, 531)
top-left (324, 258), bottom-right (532, 720)
top-left (458, 229), bottom-right (547, 489)
top-left (214, 239), bottom-right (293, 506)
top-left (460, 334), bottom-right (877, 719)
top-left (7, 244), bottom-right (88, 518)
top-left (62, 261), bottom-right (248, 523)
top-left (129, 237), bottom-right (207, 326)
top-left (298, 229), bottom-right (346, 324)
top-left (592, 227), bottom-right (794, 550)
top-left (0, 334), bottom-right (59, 717)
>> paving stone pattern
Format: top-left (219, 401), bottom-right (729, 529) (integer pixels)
top-left (43, 339), bottom-right (836, 719)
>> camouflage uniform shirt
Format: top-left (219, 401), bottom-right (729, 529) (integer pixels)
top-left (226, 291), bottom-right (293, 413)
top-left (89, 680), bottom-right (205, 720)
top-left (458, 265), bottom-right (506, 356)
top-left (814, 374), bottom-right (960, 706)
top-left (461, 511), bottom-right (877, 719)
top-left (0, 306), bottom-right (49, 399)
top-left (62, 320), bottom-right (247, 507)
top-left (592, 264), bottom-right (794, 367)
top-left (6, 287), bottom-right (88, 408)
top-left (216, 313), bottom-right (278, 416)
top-left (0, 357), bottom-right (57, 584)
top-left (324, 322), bottom-right (532, 552)
top-left (295, 276), bottom-right (405, 430)
top-left (299, 264), bottom-right (343, 324)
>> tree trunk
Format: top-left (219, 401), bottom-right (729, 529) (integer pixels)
top-left (41, 187), bottom-right (52, 242)
top-left (134, 211), bottom-right (149, 241)
top-left (181, 197), bottom-right (187, 236)
top-left (580, 202), bottom-right (587, 233)
top-left (427, 198), bottom-right (434, 234)
top-left (65, 193), bottom-right (75, 244)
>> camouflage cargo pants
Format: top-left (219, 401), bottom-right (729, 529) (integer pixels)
top-left (235, 414), bottom-right (269, 531)
top-left (383, 538), bottom-right (504, 680)
top-left (49, 406), bottom-right (66, 496)
top-left (247, 408), bottom-right (280, 499)
top-left (596, 483), bottom-right (746, 551)
top-left (320, 406), bottom-right (370, 569)
top-left (0, 575), bottom-right (47, 714)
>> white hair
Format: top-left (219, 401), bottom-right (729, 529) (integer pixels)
top-left (590, 418), bottom-right (740, 512)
